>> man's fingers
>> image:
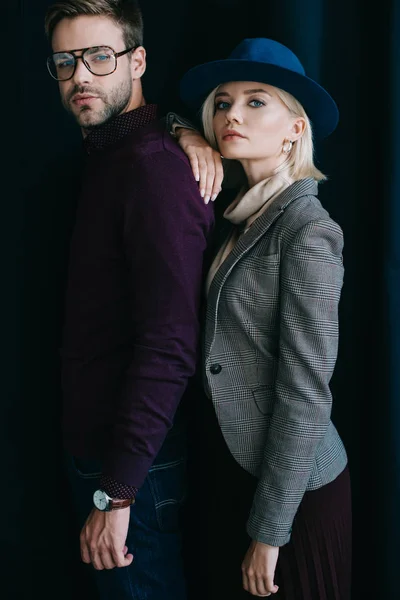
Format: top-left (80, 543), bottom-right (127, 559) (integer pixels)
top-left (122, 545), bottom-right (134, 563)
top-left (111, 546), bottom-right (134, 568)
top-left (113, 552), bottom-right (134, 568)
top-left (82, 543), bottom-right (133, 570)
top-left (80, 530), bottom-right (91, 564)
top-left (122, 552), bottom-right (134, 567)
top-left (81, 545), bottom-right (91, 564)
top-left (99, 550), bottom-right (117, 570)
top-left (90, 547), bottom-right (105, 571)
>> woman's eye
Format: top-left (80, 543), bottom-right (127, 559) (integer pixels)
top-left (249, 99), bottom-right (265, 107)
top-left (215, 101), bottom-right (230, 110)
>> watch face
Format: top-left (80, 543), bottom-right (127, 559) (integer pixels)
top-left (93, 489), bottom-right (109, 511)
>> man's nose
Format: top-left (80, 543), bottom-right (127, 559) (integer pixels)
top-left (72, 57), bottom-right (93, 85)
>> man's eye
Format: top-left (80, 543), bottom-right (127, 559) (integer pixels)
top-left (57, 60), bottom-right (74, 68)
top-left (92, 54), bottom-right (112, 62)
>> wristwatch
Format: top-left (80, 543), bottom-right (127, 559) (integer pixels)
top-left (93, 489), bottom-right (135, 512)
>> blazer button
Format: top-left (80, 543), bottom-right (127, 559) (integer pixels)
top-left (210, 363), bottom-right (222, 375)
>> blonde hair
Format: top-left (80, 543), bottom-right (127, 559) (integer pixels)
top-left (201, 84), bottom-right (326, 182)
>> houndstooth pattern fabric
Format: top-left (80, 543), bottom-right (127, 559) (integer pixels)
top-left (204, 178), bottom-right (348, 547)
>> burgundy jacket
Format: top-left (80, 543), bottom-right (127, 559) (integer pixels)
top-left (61, 105), bottom-right (214, 494)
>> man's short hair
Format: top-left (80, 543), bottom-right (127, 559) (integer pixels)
top-left (45, 0), bottom-right (143, 49)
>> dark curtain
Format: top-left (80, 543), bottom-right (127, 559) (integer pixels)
top-left (4, 0), bottom-right (399, 598)
top-left (383, 0), bottom-right (400, 595)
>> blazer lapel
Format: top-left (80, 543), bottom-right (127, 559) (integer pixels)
top-left (205, 178), bottom-right (318, 357)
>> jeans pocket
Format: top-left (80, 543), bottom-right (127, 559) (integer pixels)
top-left (147, 457), bottom-right (187, 533)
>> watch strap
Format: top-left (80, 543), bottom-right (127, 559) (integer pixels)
top-left (108, 497), bottom-right (135, 511)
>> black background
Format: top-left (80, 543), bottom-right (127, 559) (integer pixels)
top-left (4, 0), bottom-right (396, 598)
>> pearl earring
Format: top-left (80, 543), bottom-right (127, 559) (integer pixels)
top-left (282, 140), bottom-right (293, 154)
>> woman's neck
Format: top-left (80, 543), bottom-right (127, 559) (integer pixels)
top-left (240, 155), bottom-right (288, 188)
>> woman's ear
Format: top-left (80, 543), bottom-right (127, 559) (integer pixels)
top-left (290, 117), bottom-right (306, 142)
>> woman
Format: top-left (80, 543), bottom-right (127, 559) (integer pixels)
top-left (174, 38), bottom-right (351, 599)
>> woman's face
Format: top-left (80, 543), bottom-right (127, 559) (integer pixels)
top-left (212, 81), bottom-right (296, 162)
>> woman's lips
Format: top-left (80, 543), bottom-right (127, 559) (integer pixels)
top-left (222, 130), bottom-right (245, 141)
top-left (223, 135), bottom-right (245, 141)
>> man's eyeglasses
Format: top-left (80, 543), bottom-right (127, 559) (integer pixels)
top-left (47, 45), bottom-right (136, 81)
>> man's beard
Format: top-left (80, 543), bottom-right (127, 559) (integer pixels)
top-left (63, 77), bottom-right (133, 129)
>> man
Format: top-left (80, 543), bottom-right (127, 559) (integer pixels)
top-left (44, 1), bottom-right (213, 598)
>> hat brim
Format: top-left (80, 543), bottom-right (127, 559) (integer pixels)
top-left (179, 59), bottom-right (339, 139)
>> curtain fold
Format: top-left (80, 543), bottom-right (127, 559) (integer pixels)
top-left (383, 0), bottom-right (400, 594)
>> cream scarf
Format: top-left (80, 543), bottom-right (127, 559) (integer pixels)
top-left (206, 171), bottom-right (293, 294)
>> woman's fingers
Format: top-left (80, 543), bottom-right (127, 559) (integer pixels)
top-left (195, 148), bottom-right (223, 203)
top-left (212, 157), bottom-right (224, 200)
top-left (187, 151), bottom-right (200, 183)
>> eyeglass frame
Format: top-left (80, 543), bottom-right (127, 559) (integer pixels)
top-left (46, 45), bottom-right (137, 81)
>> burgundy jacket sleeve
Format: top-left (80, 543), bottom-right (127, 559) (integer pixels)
top-left (101, 148), bottom-right (213, 488)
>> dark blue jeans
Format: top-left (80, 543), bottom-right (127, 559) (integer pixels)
top-left (65, 426), bottom-right (188, 600)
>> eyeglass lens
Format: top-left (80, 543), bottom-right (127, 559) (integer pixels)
top-left (48, 46), bottom-right (116, 81)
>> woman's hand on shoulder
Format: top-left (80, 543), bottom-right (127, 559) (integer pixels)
top-left (242, 539), bottom-right (279, 597)
top-left (175, 128), bottom-right (224, 204)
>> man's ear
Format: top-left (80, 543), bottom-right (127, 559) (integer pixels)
top-left (130, 46), bottom-right (146, 80)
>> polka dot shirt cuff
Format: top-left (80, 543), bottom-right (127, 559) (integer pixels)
top-left (100, 475), bottom-right (138, 500)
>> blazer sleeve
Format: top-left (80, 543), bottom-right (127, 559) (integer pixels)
top-left (246, 218), bottom-right (345, 547)
top-left (165, 111), bottom-right (198, 136)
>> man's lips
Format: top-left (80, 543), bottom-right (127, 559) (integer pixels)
top-left (222, 130), bottom-right (246, 141)
top-left (72, 95), bottom-right (98, 106)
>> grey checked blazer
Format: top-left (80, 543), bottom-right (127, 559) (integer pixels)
top-left (204, 178), bottom-right (348, 547)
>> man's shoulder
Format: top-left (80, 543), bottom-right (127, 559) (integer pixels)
top-left (115, 119), bottom-right (213, 224)
top-left (120, 118), bottom-right (192, 172)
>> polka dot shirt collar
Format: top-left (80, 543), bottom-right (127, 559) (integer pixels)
top-left (83, 103), bottom-right (158, 154)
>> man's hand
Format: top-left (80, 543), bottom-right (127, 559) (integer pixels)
top-left (175, 128), bottom-right (224, 204)
top-left (80, 507), bottom-right (133, 570)
top-left (242, 540), bottom-right (280, 597)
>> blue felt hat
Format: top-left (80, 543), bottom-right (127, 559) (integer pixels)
top-left (180, 38), bottom-right (339, 139)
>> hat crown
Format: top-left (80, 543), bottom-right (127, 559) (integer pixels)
top-left (229, 38), bottom-right (305, 76)
top-left (179, 36), bottom-right (339, 138)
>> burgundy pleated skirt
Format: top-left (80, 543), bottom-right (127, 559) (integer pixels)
top-left (184, 398), bottom-right (352, 600)
top-left (273, 466), bottom-right (351, 600)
